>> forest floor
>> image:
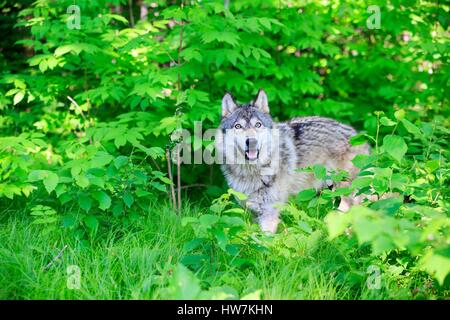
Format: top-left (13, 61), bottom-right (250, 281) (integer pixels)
top-left (0, 201), bottom-right (441, 300)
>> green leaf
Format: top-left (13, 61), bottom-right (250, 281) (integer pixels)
top-left (297, 189), bottom-right (317, 202)
top-left (114, 135), bottom-right (127, 148)
top-left (123, 191), bottom-right (134, 208)
top-left (92, 191), bottom-right (111, 210)
top-left (181, 217), bottom-right (198, 227)
top-left (70, 164), bottom-right (82, 177)
top-left (136, 188), bottom-right (151, 197)
top-left (62, 215), bottom-right (76, 228)
top-left (353, 216), bottom-right (381, 244)
top-left (84, 215), bottom-right (99, 232)
top-left (30, 205), bottom-right (56, 216)
top-left (222, 208), bottom-right (245, 215)
top-left (372, 235), bottom-right (396, 255)
top-left (21, 185), bottom-right (35, 197)
top-left (55, 184), bottom-right (67, 198)
top-left (150, 181), bottom-right (167, 192)
top-left (164, 264), bottom-right (201, 300)
top-left (298, 221), bottom-right (313, 234)
top-left (351, 176), bottom-right (372, 189)
top-left (220, 215), bottom-right (245, 227)
top-left (78, 194), bottom-right (92, 212)
top-left (13, 91), bottom-right (25, 105)
top-left (199, 214), bottom-right (219, 227)
top-left (241, 290), bottom-right (262, 300)
top-left (89, 175), bottom-right (105, 189)
top-left (75, 175), bottom-right (90, 189)
top-left (228, 189), bottom-right (247, 201)
top-left (259, 17), bottom-right (272, 29)
top-left (201, 31), bottom-right (240, 46)
top-left (369, 197), bottom-right (403, 215)
top-left (59, 193), bottom-right (72, 205)
top-left (104, 13), bottom-right (129, 24)
top-left (394, 109), bottom-right (405, 121)
top-left (372, 176), bottom-right (389, 194)
top-left (325, 211), bottom-right (352, 239)
top-left (380, 116), bottom-right (396, 126)
top-left (383, 135), bottom-right (408, 162)
top-left (180, 254), bottom-right (209, 267)
top-left (112, 202), bottom-right (124, 217)
top-left (425, 160), bottom-right (440, 173)
top-left (401, 119), bottom-right (422, 138)
top-left (382, 135), bottom-right (407, 162)
top-left (27, 170), bottom-right (46, 182)
top-left (113, 156), bottom-right (128, 169)
top-left (39, 60), bottom-right (48, 72)
top-left (183, 238), bottom-right (204, 252)
top-left (352, 154), bottom-right (375, 169)
top-left (391, 173), bottom-right (408, 191)
top-left (32, 217), bottom-right (58, 224)
top-left (212, 228), bottom-right (228, 251)
top-left (54, 45), bottom-right (74, 57)
top-left (90, 152), bottom-right (114, 167)
top-left (158, 176), bottom-right (174, 185)
top-left (420, 249), bottom-right (450, 285)
top-left (43, 172), bottom-right (59, 194)
top-left (350, 134), bottom-right (368, 146)
top-left (313, 165), bottom-right (327, 180)
top-left (181, 47), bottom-right (202, 62)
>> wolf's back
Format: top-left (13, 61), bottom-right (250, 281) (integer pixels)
top-left (283, 116), bottom-right (368, 167)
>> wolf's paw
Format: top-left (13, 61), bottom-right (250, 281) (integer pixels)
top-left (337, 198), bottom-right (351, 212)
top-left (259, 216), bottom-right (279, 233)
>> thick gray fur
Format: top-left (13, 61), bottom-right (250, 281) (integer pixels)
top-left (216, 90), bottom-right (369, 233)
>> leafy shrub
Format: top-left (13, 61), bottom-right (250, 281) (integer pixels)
top-left (0, 0), bottom-right (448, 298)
top-left (181, 189), bottom-right (267, 272)
top-left (293, 112), bottom-right (449, 285)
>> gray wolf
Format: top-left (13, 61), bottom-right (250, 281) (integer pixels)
top-left (215, 89), bottom-right (369, 233)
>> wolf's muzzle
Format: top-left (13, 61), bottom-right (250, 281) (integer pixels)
top-left (245, 137), bottom-right (259, 161)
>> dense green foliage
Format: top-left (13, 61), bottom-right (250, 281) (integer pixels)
top-left (0, 0), bottom-right (448, 299)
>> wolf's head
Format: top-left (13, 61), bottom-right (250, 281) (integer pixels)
top-left (218, 89), bottom-right (276, 165)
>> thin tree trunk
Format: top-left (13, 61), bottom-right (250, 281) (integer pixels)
top-left (177, 146), bottom-right (181, 212)
top-left (175, 1), bottom-right (184, 213)
top-left (128, 0), bottom-right (135, 27)
top-left (166, 147), bottom-right (177, 210)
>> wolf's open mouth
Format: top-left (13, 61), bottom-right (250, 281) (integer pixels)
top-left (245, 149), bottom-right (259, 161)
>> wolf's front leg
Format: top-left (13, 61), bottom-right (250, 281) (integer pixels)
top-left (245, 200), bottom-right (280, 233)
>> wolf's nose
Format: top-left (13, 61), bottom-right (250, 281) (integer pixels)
top-left (246, 137), bottom-right (257, 149)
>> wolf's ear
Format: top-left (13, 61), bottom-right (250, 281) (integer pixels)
top-left (222, 92), bottom-right (238, 118)
top-left (253, 89), bottom-right (269, 113)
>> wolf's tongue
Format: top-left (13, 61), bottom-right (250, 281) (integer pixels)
top-left (246, 150), bottom-right (257, 159)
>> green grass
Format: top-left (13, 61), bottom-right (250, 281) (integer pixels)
top-left (0, 201), bottom-right (441, 300)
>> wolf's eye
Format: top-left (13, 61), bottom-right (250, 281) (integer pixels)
top-left (255, 122), bottom-right (262, 128)
top-left (234, 124), bottom-right (242, 129)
